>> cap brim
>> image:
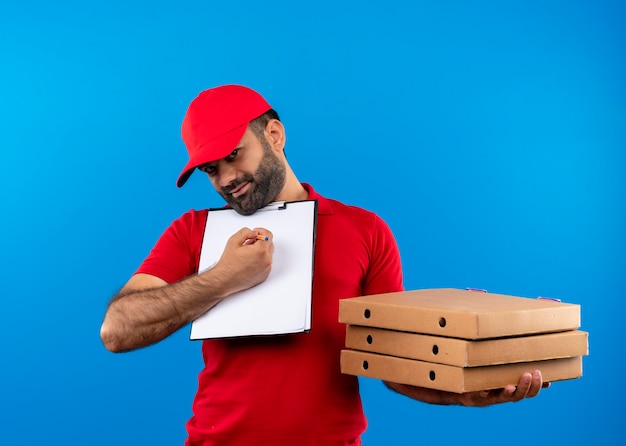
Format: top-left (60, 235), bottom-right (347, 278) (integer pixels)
top-left (176, 123), bottom-right (248, 187)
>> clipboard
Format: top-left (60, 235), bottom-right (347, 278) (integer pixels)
top-left (190, 200), bottom-right (317, 339)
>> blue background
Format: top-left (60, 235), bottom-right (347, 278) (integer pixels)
top-left (1, 1), bottom-right (624, 444)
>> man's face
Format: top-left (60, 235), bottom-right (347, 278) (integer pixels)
top-left (199, 127), bottom-right (286, 215)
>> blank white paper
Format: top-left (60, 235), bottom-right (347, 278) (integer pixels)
top-left (190, 200), bottom-right (316, 339)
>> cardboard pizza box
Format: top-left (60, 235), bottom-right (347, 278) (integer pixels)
top-left (340, 349), bottom-right (583, 393)
top-left (345, 325), bottom-right (588, 367)
top-left (339, 288), bottom-right (580, 340)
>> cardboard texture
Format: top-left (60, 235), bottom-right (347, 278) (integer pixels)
top-left (344, 326), bottom-right (588, 366)
top-left (339, 288), bottom-right (581, 339)
top-left (340, 350), bottom-right (583, 393)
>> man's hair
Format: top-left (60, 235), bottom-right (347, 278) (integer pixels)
top-left (249, 109), bottom-right (280, 139)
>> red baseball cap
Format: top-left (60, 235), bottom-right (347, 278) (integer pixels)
top-left (177, 84), bottom-right (272, 187)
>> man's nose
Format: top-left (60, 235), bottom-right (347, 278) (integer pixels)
top-left (216, 163), bottom-right (238, 189)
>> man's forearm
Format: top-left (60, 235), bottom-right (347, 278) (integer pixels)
top-left (384, 381), bottom-right (458, 405)
top-left (100, 273), bottom-right (229, 352)
top-left (101, 228), bottom-right (275, 352)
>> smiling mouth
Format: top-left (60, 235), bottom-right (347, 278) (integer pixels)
top-left (229, 181), bottom-right (250, 198)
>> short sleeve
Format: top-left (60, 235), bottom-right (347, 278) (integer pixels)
top-left (362, 214), bottom-right (404, 296)
top-left (135, 209), bottom-right (208, 284)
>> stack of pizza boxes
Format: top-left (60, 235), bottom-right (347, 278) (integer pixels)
top-left (339, 288), bottom-right (588, 393)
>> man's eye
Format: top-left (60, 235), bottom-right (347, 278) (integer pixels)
top-left (226, 149), bottom-right (238, 160)
top-left (200, 165), bottom-right (216, 175)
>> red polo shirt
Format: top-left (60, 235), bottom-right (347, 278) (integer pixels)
top-left (136, 184), bottom-right (404, 445)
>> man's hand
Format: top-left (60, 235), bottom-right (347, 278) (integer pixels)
top-left (457, 370), bottom-right (550, 407)
top-left (210, 227), bottom-right (274, 296)
top-left (384, 370), bottom-right (550, 407)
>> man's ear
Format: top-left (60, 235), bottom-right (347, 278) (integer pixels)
top-left (265, 119), bottom-right (286, 152)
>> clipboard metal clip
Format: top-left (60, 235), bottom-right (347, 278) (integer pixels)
top-left (258, 201), bottom-right (287, 211)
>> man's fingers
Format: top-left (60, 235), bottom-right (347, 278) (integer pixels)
top-left (525, 370), bottom-right (544, 398)
top-left (511, 372), bottom-right (532, 401)
top-left (463, 370), bottom-right (547, 406)
top-left (508, 370), bottom-right (544, 401)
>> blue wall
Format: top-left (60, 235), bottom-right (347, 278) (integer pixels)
top-left (1, 1), bottom-right (624, 444)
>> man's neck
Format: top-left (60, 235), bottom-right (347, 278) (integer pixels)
top-left (275, 174), bottom-right (308, 203)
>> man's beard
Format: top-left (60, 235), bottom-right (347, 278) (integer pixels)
top-left (219, 138), bottom-right (286, 215)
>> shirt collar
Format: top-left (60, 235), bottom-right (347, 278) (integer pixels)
top-left (302, 183), bottom-right (333, 215)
